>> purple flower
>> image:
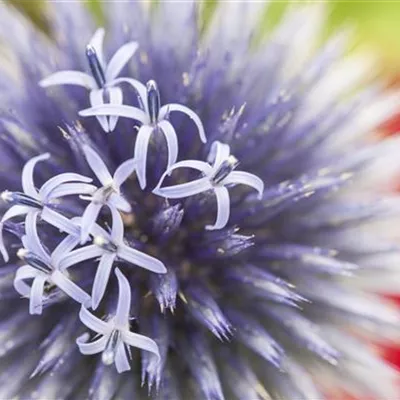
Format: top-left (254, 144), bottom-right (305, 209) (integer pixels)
top-left (0, 2), bottom-right (399, 399)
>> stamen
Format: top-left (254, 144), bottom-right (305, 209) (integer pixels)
top-left (86, 45), bottom-right (106, 88)
top-left (102, 329), bottom-right (121, 365)
top-left (17, 248), bottom-right (52, 274)
top-left (93, 236), bottom-right (118, 253)
top-left (1, 191), bottom-right (42, 209)
top-left (211, 155), bottom-right (239, 185)
top-left (146, 80), bottom-right (160, 124)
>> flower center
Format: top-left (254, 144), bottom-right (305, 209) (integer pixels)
top-left (1, 190), bottom-right (42, 209)
top-left (102, 329), bottom-right (121, 365)
top-left (211, 155), bottom-right (239, 185)
top-left (94, 236), bottom-right (118, 253)
top-left (85, 45), bottom-right (106, 88)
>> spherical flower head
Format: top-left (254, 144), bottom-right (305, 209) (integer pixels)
top-left (0, 1), bottom-right (399, 399)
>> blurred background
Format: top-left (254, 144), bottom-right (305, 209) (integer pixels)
top-left (7, 0), bottom-right (400, 373)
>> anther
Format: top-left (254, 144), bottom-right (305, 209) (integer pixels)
top-left (94, 236), bottom-right (118, 253)
top-left (86, 45), bottom-right (106, 88)
top-left (1, 191), bottom-right (42, 209)
top-left (146, 80), bottom-right (160, 124)
top-left (102, 329), bottom-right (121, 365)
top-left (17, 248), bottom-right (52, 274)
top-left (211, 155), bottom-right (239, 185)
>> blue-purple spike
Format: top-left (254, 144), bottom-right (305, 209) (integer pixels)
top-left (86, 45), bottom-right (106, 88)
top-left (146, 80), bottom-right (160, 124)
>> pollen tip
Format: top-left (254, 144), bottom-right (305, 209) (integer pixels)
top-left (94, 236), bottom-right (106, 247)
top-left (17, 248), bottom-right (28, 260)
top-left (1, 190), bottom-right (11, 202)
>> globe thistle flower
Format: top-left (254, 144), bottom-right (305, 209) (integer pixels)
top-left (0, 1), bottom-right (400, 399)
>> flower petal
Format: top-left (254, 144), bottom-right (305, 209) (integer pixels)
top-left (80, 202), bottom-right (103, 244)
top-left (158, 120), bottom-right (179, 169)
top-left (82, 145), bottom-right (114, 186)
top-left (39, 173), bottom-right (93, 201)
top-left (77, 333), bottom-right (108, 355)
top-left (41, 207), bottom-right (81, 238)
top-left (134, 125), bottom-right (154, 189)
top-left (118, 244), bottom-right (166, 274)
top-left (14, 265), bottom-right (40, 297)
top-left (88, 28), bottom-right (106, 69)
top-left (1, 205), bottom-right (31, 224)
top-left (92, 253), bottom-right (116, 310)
top-left (206, 186), bottom-right (230, 230)
top-left (51, 235), bottom-right (81, 270)
top-left (115, 342), bottom-right (131, 373)
top-left (51, 270), bottom-right (91, 306)
top-left (79, 305), bottom-right (111, 335)
top-left (114, 268), bottom-right (131, 326)
top-left (108, 193), bottom-right (131, 213)
top-left (207, 141), bottom-right (231, 168)
top-left (113, 158), bottom-right (136, 188)
top-left (110, 207), bottom-right (124, 244)
top-left (59, 244), bottom-right (103, 270)
top-left (153, 177), bottom-right (212, 199)
top-left (109, 78), bottom-right (147, 110)
top-left (121, 330), bottom-right (160, 362)
top-left (0, 223), bottom-right (8, 262)
top-left (222, 171), bottom-right (264, 199)
top-left (160, 103), bottom-right (206, 143)
top-left (107, 86), bottom-right (124, 132)
top-left (24, 211), bottom-right (49, 262)
top-left (22, 153), bottom-right (50, 199)
top-left (79, 104), bottom-right (147, 124)
top-left (39, 71), bottom-right (96, 90)
top-left (45, 183), bottom-right (97, 200)
top-left (105, 41), bottom-right (138, 82)
top-left (90, 89), bottom-right (110, 133)
top-left (29, 275), bottom-right (47, 315)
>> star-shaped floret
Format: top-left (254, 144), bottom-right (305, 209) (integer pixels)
top-left (13, 213), bottom-right (91, 315)
top-left (0, 153), bottom-right (95, 261)
top-left (77, 268), bottom-right (160, 373)
top-left (79, 79), bottom-right (206, 189)
top-left (153, 141), bottom-right (264, 230)
top-left (61, 207), bottom-right (166, 310)
top-left (79, 145), bottom-right (136, 244)
top-left (39, 28), bottom-right (139, 132)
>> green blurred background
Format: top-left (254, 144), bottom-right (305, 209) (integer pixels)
top-left (7, 0), bottom-right (400, 75)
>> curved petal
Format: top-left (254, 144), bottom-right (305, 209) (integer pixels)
top-left (79, 305), bottom-right (111, 335)
top-left (121, 330), bottom-right (160, 362)
top-left (0, 223), bottom-right (8, 262)
top-left (118, 244), bottom-right (166, 274)
top-left (79, 104), bottom-right (147, 124)
top-left (159, 160), bottom-right (213, 180)
top-left (222, 171), bottom-right (264, 199)
top-left (110, 206), bottom-right (124, 244)
top-left (25, 212), bottom-right (49, 263)
top-left (82, 145), bottom-right (113, 186)
top-left (29, 275), bottom-right (47, 315)
top-left (206, 186), bottom-right (230, 230)
top-left (134, 125), bottom-right (154, 189)
top-left (22, 153), bottom-right (50, 199)
top-left (51, 270), bottom-right (91, 306)
top-left (59, 245), bottom-right (103, 270)
top-left (158, 120), bottom-right (179, 169)
top-left (39, 71), bottom-right (96, 90)
top-left (80, 202), bottom-right (103, 244)
top-left (153, 177), bottom-right (212, 199)
top-left (89, 28), bottom-right (106, 68)
top-left (45, 183), bottom-right (97, 200)
top-left (113, 158), bottom-right (136, 188)
top-left (77, 333), bottom-right (107, 355)
top-left (160, 103), bottom-right (206, 143)
top-left (115, 342), bottom-right (131, 373)
top-left (105, 41), bottom-right (138, 82)
top-left (207, 141), bottom-right (231, 168)
top-left (92, 253), bottom-right (116, 310)
top-left (107, 86), bottom-right (124, 132)
top-left (114, 268), bottom-right (131, 326)
top-left (14, 265), bottom-right (40, 297)
top-left (39, 173), bottom-right (93, 200)
top-left (41, 207), bottom-right (81, 238)
top-left (108, 193), bottom-right (131, 213)
top-left (1, 205), bottom-right (31, 224)
top-left (109, 78), bottom-right (147, 110)
top-left (51, 235), bottom-right (81, 270)
top-left (90, 89), bottom-right (110, 132)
